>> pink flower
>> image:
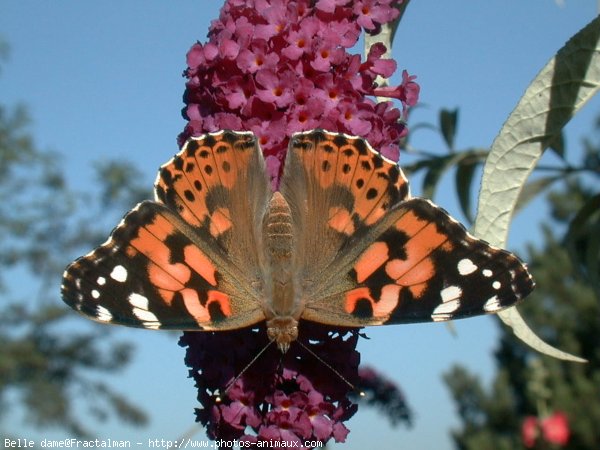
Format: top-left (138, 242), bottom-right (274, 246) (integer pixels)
top-left (336, 100), bottom-right (373, 136)
top-left (401, 69), bottom-right (420, 106)
top-left (248, 116), bottom-right (287, 150)
top-left (186, 43), bottom-right (206, 70)
top-left (282, 18), bottom-right (319, 60)
top-left (353, 0), bottom-right (399, 30)
top-left (254, 2), bottom-right (291, 40)
top-left (222, 76), bottom-right (255, 110)
top-left (541, 412), bottom-right (570, 446)
top-left (313, 73), bottom-right (347, 112)
top-left (287, 99), bottom-right (326, 132)
top-left (220, 382), bottom-right (262, 429)
top-left (522, 412), bottom-right (570, 448)
top-left (361, 42), bottom-right (396, 78)
top-left (237, 41), bottom-right (280, 73)
top-left (311, 42), bottom-right (345, 72)
top-left (326, 18), bottom-right (361, 48)
top-left (522, 416), bottom-right (539, 448)
top-left (315, 0), bottom-right (351, 14)
top-left (255, 69), bottom-right (295, 108)
top-left (217, 37), bottom-right (240, 60)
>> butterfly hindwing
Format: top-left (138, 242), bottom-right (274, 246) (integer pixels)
top-left (62, 131), bottom-right (270, 331)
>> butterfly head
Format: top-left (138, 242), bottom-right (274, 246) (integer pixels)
top-left (266, 316), bottom-right (298, 353)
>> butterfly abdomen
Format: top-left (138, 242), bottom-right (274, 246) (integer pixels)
top-left (263, 192), bottom-right (301, 352)
top-left (264, 192), bottom-right (294, 261)
top-left (263, 192), bottom-right (297, 315)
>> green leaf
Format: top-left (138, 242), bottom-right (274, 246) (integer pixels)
top-left (421, 153), bottom-right (472, 200)
top-left (455, 152), bottom-right (485, 224)
top-left (474, 15), bottom-right (600, 362)
top-left (421, 155), bottom-right (454, 199)
top-left (440, 108), bottom-right (459, 151)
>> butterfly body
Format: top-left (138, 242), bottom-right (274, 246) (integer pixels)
top-left (262, 191), bottom-right (300, 352)
top-left (62, 130), bottom-right (534, 352)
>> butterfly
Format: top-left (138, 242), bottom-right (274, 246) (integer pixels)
top-left (62, 129), bottom-right (534, 352)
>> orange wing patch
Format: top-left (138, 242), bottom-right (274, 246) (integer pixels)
top-left (180, 288), bottom-right (232, 324)
top-left (209, 207), bottom-right (233, 238)
top-left (354, 241), bottom-right (389, 283)
top-left (183, 245), bottom-right (218, 286)
top-left (129, 218), bottom-right (192, 290)
top-left (327, 206), bottom-right (354, 236)
top-left (386, 220), bottom-right (449, 286)
top-left (344, 285), bottom-right (400, 320)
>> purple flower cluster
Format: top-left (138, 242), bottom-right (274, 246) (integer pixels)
top-left (180, 322), bottom-right (360, 448)
top-left (179, 0), bottom-right (419, 182)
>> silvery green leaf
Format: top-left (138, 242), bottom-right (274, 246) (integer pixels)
top-left (474, 16), bottom-right (600, 363)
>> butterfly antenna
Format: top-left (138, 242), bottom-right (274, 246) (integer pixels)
top-left (215, 340), bottom-right (274, 403)
top-left (296, 340), bottom-right (365, 397)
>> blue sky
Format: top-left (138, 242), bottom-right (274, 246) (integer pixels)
top-left (1, 1), bottom-right (599, 449)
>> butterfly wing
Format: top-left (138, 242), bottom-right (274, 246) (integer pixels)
top-left (280, 130), bottom-right (534, 327)
top-left (62, 131), bottom-right (271, 330)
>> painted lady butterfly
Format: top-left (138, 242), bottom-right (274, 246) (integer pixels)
top-left (62, 130), bottom-right (534, 352)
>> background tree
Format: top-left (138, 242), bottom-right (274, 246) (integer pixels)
top-left (0, 44), bottom-right (149, 438)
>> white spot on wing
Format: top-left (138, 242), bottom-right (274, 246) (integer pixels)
top-left (492, 281), bottom-right (501, 290)
top-left (97, 276), bottom-right (106, 285)
top-left (91, 289), bottom-right (100, 299)
top-left (458, 258), bottom-right (477, 275)
top-left (441, 285), bottom-right (462, 302)
top-left (127, 293), bottom-right (160, 327)
top-left (110, 265), bottom-right (128, 282)
top-left (133, 307), bottom-right (159, 323)
top-left (432, 286), bottom-right (462, 321)
top-left (482, 269), bottom-right (493, 277)
top-left (129, 293), bottom-right (149, 310)
top-left (96, 305), bottom-right (113, 322)
top-left (431, 300), bottom-right (461, 321)
top-left (483, 295), bottom-right (502, 313)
